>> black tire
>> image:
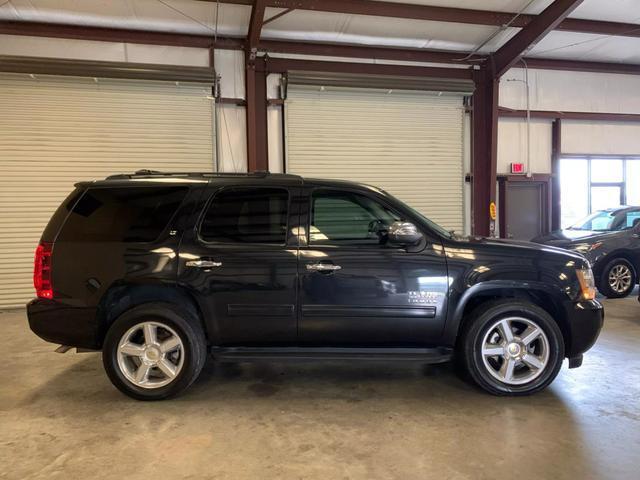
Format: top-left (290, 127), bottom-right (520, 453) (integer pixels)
top-left (597, 258), bottom-right (636, 298)
top-left (103, 302), bottom-right (207, 401)
top-left (458, 300), bottom-right (564, 396)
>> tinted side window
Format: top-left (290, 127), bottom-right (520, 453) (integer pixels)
top-left (41, 187), bottom-right (85, 242)
top-left (200, 188), bottom-right (289, 244)
top-left (625, 211), bottom-right (640, 228)
top-left (310, 190), bottom-right (401, 246)
top-left (58, 186), bottom-right (187, 242)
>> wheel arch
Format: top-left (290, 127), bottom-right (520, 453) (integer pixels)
top-left (96, 283), bottom-right (209, 348)
top-left (593, 251), bottom-right (638, 280)
top-left (448, 282), bottom-right (571, 355)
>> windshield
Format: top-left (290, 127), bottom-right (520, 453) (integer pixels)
top-left (569, 209), bottom-right (640, 231)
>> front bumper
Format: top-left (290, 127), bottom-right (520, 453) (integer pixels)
top-left (563, 299), bottom-right (604, 359)
top-left (27, 298), bottom-right (100, 349)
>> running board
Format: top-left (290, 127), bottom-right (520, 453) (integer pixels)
top-left (54, 345), bottom-right (99, 354)
top-left (210, 347), bottom-right (453, 363)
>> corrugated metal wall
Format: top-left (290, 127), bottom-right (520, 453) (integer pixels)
top-left (285, 86), bottom-right (465, 232)
top-left (0, 73), bottom-right (215, 308)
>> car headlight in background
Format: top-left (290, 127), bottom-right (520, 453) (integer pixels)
top-left (576, 266), bottom-right (597, 300)
top-left (571, 241), bottom-right (603, 254)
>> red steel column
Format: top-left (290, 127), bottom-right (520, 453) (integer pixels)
top-left (245, 54), bottom-right (268, 172)
top-left (551, 118), bottom-right (562, 230)
top-left (471, 66), bottom-right (499, 236)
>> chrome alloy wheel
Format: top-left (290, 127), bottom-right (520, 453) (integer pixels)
top-left (116, 321), bottom-right (184, 389)
top-left (608, 264), bottom-right (632, 293)
top-left (480, 317), bottom-right (550, 386)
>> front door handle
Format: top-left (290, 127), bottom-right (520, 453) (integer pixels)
top-left (306, 263), bottom-right (342, 272)
top-left (186, 259), bottom-right (222, 268)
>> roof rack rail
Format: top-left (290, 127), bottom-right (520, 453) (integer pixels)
top-left (105, 170), bottom-right (273, 180)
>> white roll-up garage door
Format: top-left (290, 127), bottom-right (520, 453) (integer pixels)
top-left (286, 85), bottom-right (465, 232)
top-left (0, 73), bottom-right (215, 308)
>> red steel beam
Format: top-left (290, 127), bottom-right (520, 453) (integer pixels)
top-left (261, 57), bottom-right (473, 79)
top-left (551, 119), bottom-right (562, 231)
top-left (245, 1), bottom-right (269, 172)
top-left (521, 57), bottom-right (640, 76)
top-left (247, 0), bottom-right (267, 51)
top-left (208, 0), bottom-right (640, 39)
top-left (473, 0), bottom-right (581, 236)
top-left (492, 0), bottom-right (584, 77)
top-left (262, 8), bottom-right (295, 26)
top-left (218, 97), bottom-right (247, 105)
top-left (245, 55), bottom-right (268, 171)
top-left (499, 108), bottom-right (640, 122)
top-left (4, 21), bottom-right (640, 76)
top-left (260, 39), bottom-right (640, 76)
top-left (0, 20), bottom-right (244, 49)
top-left (259, 39), bottom-right (473, 65)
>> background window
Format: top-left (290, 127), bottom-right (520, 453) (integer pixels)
top-left (591, 159), bottom-right (623, 182)
top-left (626, 160), bottom-right (640, 206)
top-left (561, 156), bottom-right (640, 228)
top-left (560, 158), bottom-right (588, 228)
top-left (200, 188), bottom-right (288, 244)
top-left (310, 191), bottom-right (401, 246)
top-left (591, 186), bottom-right (622, 212)
top-left (59, 186), bottom-right (187, 242)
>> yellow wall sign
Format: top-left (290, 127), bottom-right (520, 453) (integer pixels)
top-left (489, 202), bottom-right (497, 220)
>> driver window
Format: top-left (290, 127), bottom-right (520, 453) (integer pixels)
top-left (310, 190), bottom-right (402, 246)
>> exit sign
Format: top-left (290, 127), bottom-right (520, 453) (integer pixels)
top-left (511, 162), bottom-right (525, 174)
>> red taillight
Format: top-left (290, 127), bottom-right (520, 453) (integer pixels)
top-left (34, 242), bottom-right (53, 299)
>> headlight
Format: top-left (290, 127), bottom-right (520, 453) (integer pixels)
top-left (571, 242), bottom-right (603, 254)
top-left (576, 266), bottom-right (597, 300)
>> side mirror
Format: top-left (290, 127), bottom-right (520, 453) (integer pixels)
top-left (388, 221), bottom-right (424, 246)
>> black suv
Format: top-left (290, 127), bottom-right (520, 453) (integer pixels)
top-left (533, 207), bottom-right (640, 298)
top-left (28, 171), bottom-right (603, 400)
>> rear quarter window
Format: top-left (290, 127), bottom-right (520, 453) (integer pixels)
top-left (41, 187), bottom-right (85, 242)
top-left (57, 186), bottom-right (188, 242)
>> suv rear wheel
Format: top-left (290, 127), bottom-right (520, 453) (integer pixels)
top-left (459, 300), bottom-right (564, 396)
top-left (598, 258), bottom-right (636, 298)
top-left (103, 303), bottom-right (207, 401)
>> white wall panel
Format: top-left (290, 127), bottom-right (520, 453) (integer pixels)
top-left (499, 68), bottom-right (640, 171)
top-left (0, 73), bottom-right (215, 308)
top-left (124, 44), bottom-right (209, 67)
top-left (0, 34), bottom-right (209, 66)
top-left (501, 68), bottom-right (640, 114)
top-left (216, 104), bottom-right (248, 172)
top-left (0, 34), bottom-right (126, 62)
top-left (267, 74), bottom-right (284, 173)
top-left (267, 106), bottom-right (284, 173)
top-left (497, 118), bottom-right (553, 174)
top-left (562, 121), bottom-right (640, 155)
top-left (214, 49), bottom-right (245, 99)
top-left (266, 73), bottom-right (282, 99)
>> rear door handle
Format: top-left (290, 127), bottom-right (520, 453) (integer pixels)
top-left (186, 259), bottom-right (222, 268)
top-left (306, 263), bottom-right (342, 272)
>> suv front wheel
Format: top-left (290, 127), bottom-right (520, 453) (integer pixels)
top-left (103, 303), bottom-right (207, 400)
top-left (459, 300), bottom-right (564, 396)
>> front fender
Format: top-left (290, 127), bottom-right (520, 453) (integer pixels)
top-left (441, 280), bottom-right (569, 346)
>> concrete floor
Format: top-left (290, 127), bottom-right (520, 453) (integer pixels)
top-left (1, 295), bottom-right (639, 480)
